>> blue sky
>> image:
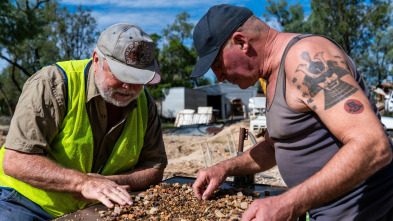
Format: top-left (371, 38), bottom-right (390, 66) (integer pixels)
top-left (0, 0), bottom-right (312, 81)
top-left (61, 0), bottom-right (311, 34)
top-left (60, 0), bottom-right (312, 82)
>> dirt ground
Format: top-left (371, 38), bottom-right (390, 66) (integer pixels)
top-left (162, 120), bottom-right (286, 187)
top-left (0, 119), bottom-right (286, 187)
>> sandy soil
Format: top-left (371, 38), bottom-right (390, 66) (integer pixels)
top-left (0, 119), bottom-right (286, 187)
top-left (162, 120), bottom-right (286, 187)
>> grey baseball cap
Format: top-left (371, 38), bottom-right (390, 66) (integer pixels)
top-left (96, 23), bottom-right (161, 85)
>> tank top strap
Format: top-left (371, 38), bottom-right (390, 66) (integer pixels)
top-left (273, 34), bottom-right (317, 108)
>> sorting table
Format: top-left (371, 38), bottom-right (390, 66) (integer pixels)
top-left (53, 176), bottom-right (287, 221)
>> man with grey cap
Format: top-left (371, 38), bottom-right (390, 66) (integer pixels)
top-left (0, 23), bottom-right (167, 220)
top-left (191, 4), bottom-right (393, 221)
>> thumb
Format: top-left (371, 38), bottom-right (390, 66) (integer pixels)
top-left (120, 185), bottom-right (130, 191)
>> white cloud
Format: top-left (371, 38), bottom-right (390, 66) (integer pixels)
top-left (91, 10), bottom-right (173, 34)
top-left (62, 0), bottom-right (241, 8)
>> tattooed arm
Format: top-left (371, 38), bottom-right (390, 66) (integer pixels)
top-left (242, 36), bottom-right (393, 220)
top-left (288, 37), bottom-right (392, 214)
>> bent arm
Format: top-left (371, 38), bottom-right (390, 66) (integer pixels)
top-left (282, 36), bottom-right (393, 215)
top-left (3, 148), bottom-right (133, 208)
top-left (220, 131), bottom-right (277, 176)
top-left (193, 131), bottom-right (277, 200)
top-left (3, 148), bottom-right (89, 193)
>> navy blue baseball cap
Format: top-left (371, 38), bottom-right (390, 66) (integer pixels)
top-left (190, 4), bottom-right (253, 78)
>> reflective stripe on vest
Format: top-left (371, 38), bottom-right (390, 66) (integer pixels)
top-left (0, 59), bottom-right (148, 217)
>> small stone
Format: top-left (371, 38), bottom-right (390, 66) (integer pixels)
top-left (240, 202), bottom-right (248, 210)
top-left (215, 210), bottom-right (226, 218)
top-left (113, 206), bottom-right (122, 215)
top-left (149, 207), bottom-right (158, 215)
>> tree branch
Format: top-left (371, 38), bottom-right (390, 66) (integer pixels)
top-left (34, 0), bottom-right (50, 9)
top-left (0, 54), bottom-right (32, 77)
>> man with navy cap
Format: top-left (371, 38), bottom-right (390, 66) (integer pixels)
top-left (0, 23), bottom-right (167, 220)
top-left (191, 4), bottom-right (393, 221)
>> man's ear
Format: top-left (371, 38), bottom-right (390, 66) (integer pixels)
top-left (92, 51), bottom-right (99, 73)
top-left (231, 32), bottom-right (249, 53)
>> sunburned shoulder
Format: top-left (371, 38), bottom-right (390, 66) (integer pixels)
top-left (283, 36), bottom-right (355, 112)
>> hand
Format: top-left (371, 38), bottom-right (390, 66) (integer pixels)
top-left (241, 196), bottom-right (300, 221)
top-left (79, 176), bottom-right (133, 208)
top-left (192, 165), bottom-right (227, 200)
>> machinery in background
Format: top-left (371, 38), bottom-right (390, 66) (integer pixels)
top-left (248, 96), bottom-right (267, 135)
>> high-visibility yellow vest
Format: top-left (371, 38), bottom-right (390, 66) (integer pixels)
top-left (0, 59), bottom-right (148, 217)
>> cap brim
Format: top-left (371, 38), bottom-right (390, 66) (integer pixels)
top-left (190, 48), bottom-right (220, 78)
top-left (106, 57), bottom-right (161, 85)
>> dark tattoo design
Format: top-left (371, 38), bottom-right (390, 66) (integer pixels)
top-left (307, 98), bottom-right (313, 104)
top-left (292, 78), bottom-right (297, 83)
top-left (344, 99), bottom-right (364, 114)
top-left (297, 85), bottom-right (301, 90)
top-left (302, 92), bottom-right (309, 97)
top-left (312, 106), bottom-right (317, 111)
top-left (296, 51), bottom-right (358, 110)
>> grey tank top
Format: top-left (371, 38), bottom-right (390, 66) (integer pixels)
top-left (266, 34), bottom-right (393, 220)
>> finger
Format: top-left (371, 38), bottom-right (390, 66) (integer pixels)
top-left (99, 196), bottom-right (114, 208)
top-left (192, 177), bottom-right (206, 199)
top-left (116, 186), bottom-right (133, 205)
top-left (119, 185), bottom-right (131, 191)
top-left (202, 180), bottom-right (219, 200)
top-left (104, 189), bottom-right (129, 206)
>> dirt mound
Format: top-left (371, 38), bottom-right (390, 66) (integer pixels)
top-left (163, 120), bottom-right (286, 187)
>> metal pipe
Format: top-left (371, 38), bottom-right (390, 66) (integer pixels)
top-left (248, 131), bottom-right (257, 145)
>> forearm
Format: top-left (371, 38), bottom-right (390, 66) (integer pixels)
top-left (102, 167), bottom-right (164, 191)
top-left (218, 139), bottom-right (276, 177)
top-left (283, 137), bottom-right (393, 214)
top-left (3, 149), bottom-right (88, 193)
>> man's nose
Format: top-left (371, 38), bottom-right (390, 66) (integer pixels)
top-left (122, 83), bottom-right (133, 90)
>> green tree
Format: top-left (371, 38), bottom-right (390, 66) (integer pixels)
top-left (263, 0), bottom-right (309, 33)
top-left (162, 11), bottom-right (194, 44)
top-left (147, 11), bottom-right (211, 99)
top-left (56, 5), bottom-right (99, 60)
top-left (0, 0), bottom-right (99, 115)
top-left (308, 0), bottom-right (391, 63)
top-left (264, 0), bottom-right (392, 85)
top-left (362, 29), bottom-right (393, 83)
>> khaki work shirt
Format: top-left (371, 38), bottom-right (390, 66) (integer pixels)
top-left (4, 62), bottom-right (167, 173)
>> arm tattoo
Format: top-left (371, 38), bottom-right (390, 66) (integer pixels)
top-left (295, 51), bottom-right (358, 110)
top-left (344, 99), bottom-right (364, 114)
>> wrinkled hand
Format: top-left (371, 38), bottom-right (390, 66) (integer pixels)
top-left (241, 196), bottom-right (299, 221)
top-left (192, 165), bottom-right (227, 200)
top-left (77, 175), bottom-right (132, 208)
